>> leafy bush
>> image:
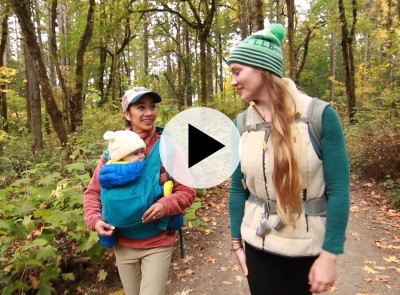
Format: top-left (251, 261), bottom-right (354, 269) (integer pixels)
top-left (0, 105), bottom-right (205, 293)
top-left (357, 132), bottom-right (400, 181)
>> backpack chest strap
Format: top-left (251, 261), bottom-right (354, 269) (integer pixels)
top-left (248, 194), bottom-right (327, 217)
top-left (243, 122), bottom-right (271, 133)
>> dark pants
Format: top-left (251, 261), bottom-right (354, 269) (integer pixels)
top-left (245, 242), bottom-right (317, 295)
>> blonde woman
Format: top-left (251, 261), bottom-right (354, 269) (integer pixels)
top-left (227, 24), bottom-right (350, 294)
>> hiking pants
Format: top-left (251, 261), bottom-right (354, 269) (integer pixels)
top-left (114, 245), bottom-right (173, 295)
top-left (245, 242), bottom-right (317, 295)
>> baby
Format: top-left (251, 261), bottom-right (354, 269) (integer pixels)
top-left (98, 130), bottom-right (146, 247)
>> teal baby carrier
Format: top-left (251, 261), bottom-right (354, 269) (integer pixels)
top-left (101, 140), bottom-right (168, 240)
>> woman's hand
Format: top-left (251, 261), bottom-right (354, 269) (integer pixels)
top-left (308, 250), bottom-right (338, 293)
top-left (94, 220), bottom-right (115, 236)
top-left (234, 247), bottom-right (248, 276)
top-left (142, 202), bottom-right (166, 222)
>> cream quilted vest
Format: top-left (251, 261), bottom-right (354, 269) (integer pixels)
top-left (240, 78), bottom-right (326, 256)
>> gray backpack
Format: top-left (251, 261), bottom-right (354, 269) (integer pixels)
top-left (236, 97), bottom-right (330, 159)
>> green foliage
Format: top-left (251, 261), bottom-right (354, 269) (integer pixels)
top-left (345, 98), bottom-right (400, 207)
top-left (383, 178), bottom-right (400, 208)
top-left (0, 146), bottom-right (106, 293)
top-left (0, 101), bottom-right (206, 292)
top-left (184, 197), bottom-right (205, 229)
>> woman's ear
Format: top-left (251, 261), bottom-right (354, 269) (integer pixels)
top-left (123, 111), bottom-right (131, 121)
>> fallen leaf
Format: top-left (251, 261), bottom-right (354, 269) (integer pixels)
top-left (388, 266), bottom-right (400, 274)
top-left (350, 206), bottom-right (360, 212)
top-left (109, 290), bottom-right (125, 295)
top-left (375, 275), bottom-right (390, 282)
top-left (178, 289), bottom-right (192, 295)
top-left (236, 275), bottom-right (244, 283)
top-left (183, 255), bottom-right (194, 263)
top-left (364, 260), bottom-right (376, 265)
top-left (232, 264), bottom-right (241, 272)
top-left (383, 255), bottom-right (399, 263)
top-left (220, 266), bottom-right (228, 271)
top-left (350, 231), bottom-right (360, 240)
top-left (363, 265), bottom-right (379, 274)
top-left (204, 256), bottom-right (216, 264)
top-left (222, 281), bottom-right (233, 285)
top-left (363, 278), bottom-right (373, 283)
top-left (29, 275), bottom-right (40, 289)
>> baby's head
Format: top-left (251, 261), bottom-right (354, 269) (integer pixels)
top-left (104, 130), bottom-right (146, 162)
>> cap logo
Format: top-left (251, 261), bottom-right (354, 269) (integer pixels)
top-left (133, 86), bottom-right (148, 93)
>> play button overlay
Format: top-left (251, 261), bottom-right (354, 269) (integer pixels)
top-left (188, 124), bottom-right (224, 167)
top-left (159, 107), bottom-right (240, 189)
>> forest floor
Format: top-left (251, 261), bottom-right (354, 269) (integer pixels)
top-left (70, 179), bottom-right (400, 295)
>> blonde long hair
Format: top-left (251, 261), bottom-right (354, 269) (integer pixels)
top-left (265, 71), bottom-right (302, 227)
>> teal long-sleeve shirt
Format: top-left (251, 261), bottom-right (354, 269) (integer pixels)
top-left (229, 106), bottom-right (350, 254)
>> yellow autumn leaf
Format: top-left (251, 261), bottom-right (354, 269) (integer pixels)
top-left (109, 290), bottom-right (125, 295)
top-left (232, 264), bottom-right (241, 272)
top-left (383, 255), bottom-right (399, 263)
top-left (363, 265), bottom-right (379, 274)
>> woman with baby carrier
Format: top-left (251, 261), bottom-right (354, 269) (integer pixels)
top-left (227, 23), bottom-right (350, 294)
top-left (84, 86), bottom-right (196, 295)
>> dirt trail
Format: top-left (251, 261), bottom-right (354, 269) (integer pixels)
top-left (165, 181), bottom-right (400, 295)
top-left (94, 180), bottom-right (399, 295)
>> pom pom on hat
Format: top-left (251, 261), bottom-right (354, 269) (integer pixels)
top-left (104, 130), bottom-right (146, 161)
top-left (227, 22), bottom-right (286, 77)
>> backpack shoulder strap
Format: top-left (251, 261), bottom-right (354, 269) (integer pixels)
top-left (307, 97), bottom-right (330, 160)
top-left (156, 126), bottom-right (164, 135)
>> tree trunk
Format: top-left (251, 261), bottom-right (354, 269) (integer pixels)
top-left (144, 0), bottom-right (149, 77)
top-left (206, 42), bottom-right (214, 101)
top-left (184, 27), bottom-right (192, 106)
top-left (103, 17), bottom-right (135, 107)
top-left (10, 0), bottom-right (68, 146)
top-left (50, 0), bottom-right (70, 131)
top-left (295, 26), bottom-right (314, 84)
top-left (0, 6), bottom-right (9, 134)
top-left (275, 0), bottom-right (284, 23)
top-left (250, 0), bottom-right (264, 32)
top-left (398, 0), bottom-right (400, 19)
top-left (70, 0), bottom-right (95, 131)
top-left (199, 33), bottom-right (207, 105)
top-left (285, 0), bottom-right (295, 81)
top-left (330, 30), bottom-right (337, 103)
top-left (166, 50), bottom-right (175, 101)
top-left (338, 0), bottom-right (357, 124)
top-left (24, 40), bottom-right (43, 152)
top-left (239, 0), bottom-right (250, 39)
top-left (176, 19), bottom-right (184, 109)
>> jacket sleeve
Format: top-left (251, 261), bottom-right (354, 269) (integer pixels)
top-left (228, 118), bottom-right (248, 239)
top-left (321, 106), bottom-right (350, 254)
top-left (84, 154), bottom-right (107, 231)
top-left (229, 163), bottom-right (248, 239)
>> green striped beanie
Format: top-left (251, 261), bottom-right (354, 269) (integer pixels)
top-left (227, 23), bottom-right (286, 77)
